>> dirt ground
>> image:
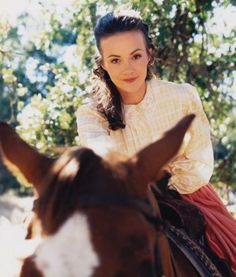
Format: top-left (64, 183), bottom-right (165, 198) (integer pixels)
top-left (0, 195), bottom-right (35, 277)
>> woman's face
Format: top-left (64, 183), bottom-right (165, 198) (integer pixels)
top-left (100, 30), bottom-right (150, 104)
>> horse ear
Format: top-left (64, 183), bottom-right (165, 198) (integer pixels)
top-left (126, 114), bottom-right (195, 194)
top-left (0, 122), bottom-right (54, 196)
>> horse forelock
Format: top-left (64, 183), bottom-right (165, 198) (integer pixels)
top-left (33, 212), bottom-right (100, 277)
top-left (34, 147), bottom-right (114, 235)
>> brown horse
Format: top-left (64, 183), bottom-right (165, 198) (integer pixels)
top-left (0, 115), bottom-right (221, 277)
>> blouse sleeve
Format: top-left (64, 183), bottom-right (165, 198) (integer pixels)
top-left (167, 84), bottom-right (214, 194)
top-left (76, 103), bottom-right (116, 156)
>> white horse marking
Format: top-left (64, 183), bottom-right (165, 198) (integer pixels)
top-left (34, 213), bottom-right (100, 277)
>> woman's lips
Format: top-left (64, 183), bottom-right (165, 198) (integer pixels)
top-left (122, 77), bottom-right (138, 83)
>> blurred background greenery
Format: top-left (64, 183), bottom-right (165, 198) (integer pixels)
top-left (0, 0), bottom-right (236, 210)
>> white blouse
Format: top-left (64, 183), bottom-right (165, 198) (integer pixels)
top-left (76, 78), bottom-right (214, 194)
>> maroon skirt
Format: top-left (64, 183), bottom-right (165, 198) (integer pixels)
top-left (182, 184), bottom-right (236, 276)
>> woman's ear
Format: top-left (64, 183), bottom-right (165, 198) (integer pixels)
top-left (101, 60), bottom-right (107, 71)
top-left (96, 53), bottom-right (105, 70)
top-left (147, 48), bottom-right (153, 64)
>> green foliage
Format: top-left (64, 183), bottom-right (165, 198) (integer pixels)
top-left (0, 0), bottom-right (236, 193)
top-left (17, 66), bottom-right (82, 152)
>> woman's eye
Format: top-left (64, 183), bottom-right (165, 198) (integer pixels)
top-left (110, 58), bottom-right (120, 64)
top-left (133, 54), bottom-right (142, 60)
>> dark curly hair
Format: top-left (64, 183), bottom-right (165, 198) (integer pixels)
top-left (92, 9), bottom-right (156, 130)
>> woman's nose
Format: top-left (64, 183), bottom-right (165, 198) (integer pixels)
top-left (122, 60), bottom-right (134, 73)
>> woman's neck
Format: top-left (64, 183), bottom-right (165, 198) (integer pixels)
top-left (119, 81), bottom-right (147, 105)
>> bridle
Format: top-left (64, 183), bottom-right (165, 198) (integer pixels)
top-left (33, 188), bottom-right (223, 277)
top-left (76, 193), bottom-right (167, 277)
top-left (34, 189), bottom-right (206, 277)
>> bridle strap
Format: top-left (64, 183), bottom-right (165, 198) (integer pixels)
top-left (77, 194), bottom-right (159, 221)
top-left (77, 193), bottom-right (167, 277)
top-left (148, 185), bottom-right (177, 277)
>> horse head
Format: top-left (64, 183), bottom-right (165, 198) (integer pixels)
top-left (0, 114), bottom-right (195, 277)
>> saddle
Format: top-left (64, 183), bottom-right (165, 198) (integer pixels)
top-left (152, 173), bottom-right (205, 242)
top-left (151, 172), bottom-right (233, 277)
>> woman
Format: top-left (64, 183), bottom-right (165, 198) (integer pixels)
top-left (77, 9), bottom-right (236, 275)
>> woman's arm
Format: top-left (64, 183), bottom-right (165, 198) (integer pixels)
top-left (76, 103), bottom-right (115, 156)
top-left (167, 84), bottom-right (214, 194)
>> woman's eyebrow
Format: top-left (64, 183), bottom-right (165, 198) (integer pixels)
top-left (107, 48), bottom-right (144, 58)
top-left (130, 48), bottom-right (144, 55)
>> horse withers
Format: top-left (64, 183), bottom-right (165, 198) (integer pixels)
top-left (0, 115), bottom-right (220, 277)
